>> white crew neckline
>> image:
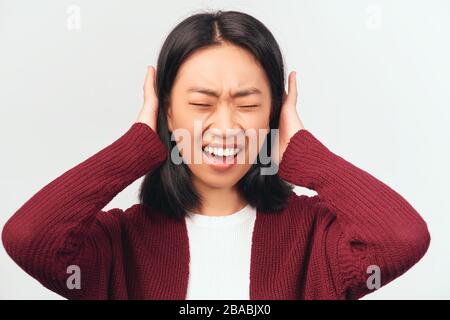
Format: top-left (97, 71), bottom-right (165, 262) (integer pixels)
top-left (185, 203), bottom-right (255, 228)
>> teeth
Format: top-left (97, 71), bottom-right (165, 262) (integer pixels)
top-left (203, 146), bottom-right (240, 157)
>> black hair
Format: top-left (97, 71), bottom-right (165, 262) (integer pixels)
top-left (139, 10), bottom-right (293, 220)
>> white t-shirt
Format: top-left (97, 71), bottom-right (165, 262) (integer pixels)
top-left (184, 203), bottom-right (257, 300)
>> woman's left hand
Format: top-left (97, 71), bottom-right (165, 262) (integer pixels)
top-left (272, 71), bottom-right (305, 166)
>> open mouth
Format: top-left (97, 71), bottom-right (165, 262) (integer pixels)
top-left (202, 145), bottom-right (243, 165)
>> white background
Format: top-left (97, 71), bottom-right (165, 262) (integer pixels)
top-left (0, 0), bottom-right (449, 299)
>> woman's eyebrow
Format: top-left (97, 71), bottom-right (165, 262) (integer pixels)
top-left (187, 86), bottom-right (262, 98)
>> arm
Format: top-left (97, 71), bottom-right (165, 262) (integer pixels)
top-left (1, 122), bottom-right (167, 299)
top-left (2, 65), bottom-right (162, 299)
top-left (278, 128), bottom-right (431, 299)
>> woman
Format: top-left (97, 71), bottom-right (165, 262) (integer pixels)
top-left (2, 10), bottom-right (430, 300)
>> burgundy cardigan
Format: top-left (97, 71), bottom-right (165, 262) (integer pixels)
top-left (1, 122), bottom-right (430, 300)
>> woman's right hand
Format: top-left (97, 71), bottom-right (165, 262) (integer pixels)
top-left (135, 65), bottom-right (159, 132)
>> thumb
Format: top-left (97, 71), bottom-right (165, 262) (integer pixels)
top-left (136, 65), bottom-right (159, 132)
top-left (284, 71), bottom-right (298, 108)
top-left (143, 65), bottom-right (158, 108)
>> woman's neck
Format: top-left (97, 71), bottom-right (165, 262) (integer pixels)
top-left (191, 180), bottom-right (247, 216)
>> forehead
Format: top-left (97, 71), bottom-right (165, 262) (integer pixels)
top-left (173, 43), bottom-right (270, 94)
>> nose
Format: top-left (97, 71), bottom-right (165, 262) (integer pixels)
top-left (208, 104), bottom-right (242, 143)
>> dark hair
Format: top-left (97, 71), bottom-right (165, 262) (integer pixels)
top-left (139, 10), bottom-right (293, 220)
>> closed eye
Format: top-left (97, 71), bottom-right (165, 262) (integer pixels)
top-left (189, 103), bottom-right (260, 108)
top-left (239, 105), bottom-right (260, 108)
top-left (189, 103), bottom-right (212, 107)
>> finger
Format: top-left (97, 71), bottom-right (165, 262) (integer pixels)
top-left (286, 71), bottom-right (298, 106)
top-left (143, 65), bottom-right (157, 105)
top-left (152, 66), bottom-right (157, 94)
top-left (282, 90), bottom-right (288, 104)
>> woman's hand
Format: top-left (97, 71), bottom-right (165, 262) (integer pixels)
top-left (136, 65), bottom-right (159, 132)
top-left (273, 71), bottom-right (305, 166)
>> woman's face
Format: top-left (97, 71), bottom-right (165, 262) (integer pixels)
top-left (167, 42), bottom-right (271, 190)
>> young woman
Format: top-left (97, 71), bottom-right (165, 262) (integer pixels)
top-left (2, 10), bottom-right (430, 300)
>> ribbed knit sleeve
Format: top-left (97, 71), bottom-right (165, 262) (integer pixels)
top-left (1, 122), bottom-right (167, 299)
top-left (278, 129), bottom-right (431, 299)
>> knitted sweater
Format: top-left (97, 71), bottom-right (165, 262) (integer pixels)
top-left (1, 122), bottom-right (431, 300)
